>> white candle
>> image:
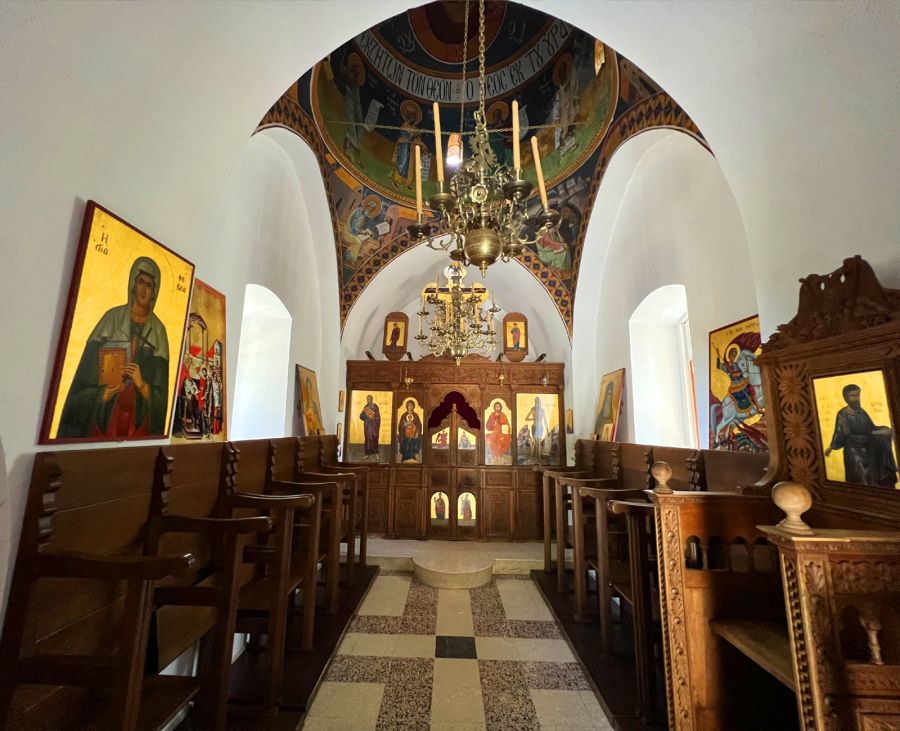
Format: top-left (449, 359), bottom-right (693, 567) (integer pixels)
top-left (531, 136), bottom-right (548, 210)
top-left (415, 145), bottom-right (423, 214)
top-left (512, 99), bottom-right (520, 169)
top-left (433, 102), bottom-right (444, 183)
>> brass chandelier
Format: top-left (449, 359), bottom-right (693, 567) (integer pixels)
top-left (415, 264), bottom-right (499, 364)
top-left (408, 0), bottom-right (560, 275)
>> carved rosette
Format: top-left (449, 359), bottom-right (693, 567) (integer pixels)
top-left (658, 503), bottom-right (694, 730)
top-left (774, 363), bottom-right (820, 489)
top-left (831, 559), bottom-right (900, 594)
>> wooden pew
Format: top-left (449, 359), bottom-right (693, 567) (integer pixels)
top-left (217, 440), bottom-right (321, 712)
top-left (700, 448), bottom-right (768, 492)
top-left (145, 444), bottom-right (277, 727)
top-left (608, 497), bottom-right (660, 723)
top-left (599, 448), bottom-right (758, 722)
top-left (316, 435), bottom-right (370, 569)
top-left (562, 443), bottom-right (652, 629)
top-left (650, 490), bottom-right (784, 730)
top-left (0, 448), bottom-right (200, 730)
top-left (534, 439), bottom-right (600, 581)
top-left (269, 437), bottom-right (348, 613)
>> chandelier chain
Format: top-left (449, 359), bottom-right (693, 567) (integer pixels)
top-left (460, 0), bottom-right (469, 138)
top-left (478, 0), bottom-right (486, 118)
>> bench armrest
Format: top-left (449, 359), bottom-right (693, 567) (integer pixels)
top-left (578, 486), bottom-right (645, 500)
top-left (563, 476), bottom-right (617, 488)
top-left (271, 478), bottom-right (338, 494)
top-left (156, 514), bottom-right (273, 536)
top-left (321, 464), bottom-right (366, 475)
top-left (301, 470), bottom-right (355, 482)
top-left (225, 492), bottom-right (316, 511)
top-left (35, 550), bottom-right (197, 580)
top-left (608, 499), bottom-right (655, 516)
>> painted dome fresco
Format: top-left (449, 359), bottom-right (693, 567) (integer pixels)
top-left (258, 0), bottom-right (706, 331)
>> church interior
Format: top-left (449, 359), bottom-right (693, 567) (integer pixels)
top-left (1, 1), bottom-right (899, 729)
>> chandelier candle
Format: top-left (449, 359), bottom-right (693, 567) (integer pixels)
top-left (512, 99), bottom-right (521, 169)
top-left (405, 0), bottom-right (559, 274)
top-left (433, 102), bottom-right (444, 183)
top-left (531, 135), bottom-right (549, 211)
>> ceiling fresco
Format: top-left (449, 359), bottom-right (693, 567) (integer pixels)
top-left (257, 0), bottom-right (708, 333)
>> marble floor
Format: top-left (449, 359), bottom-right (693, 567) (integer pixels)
top-left (302, 571), bottom-right (612, 730)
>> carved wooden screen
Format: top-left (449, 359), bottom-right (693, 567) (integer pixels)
top-left (754, 255), bottom-right (900, 528)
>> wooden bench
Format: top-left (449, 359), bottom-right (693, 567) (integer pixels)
top-left (269, 437), bottom-right (350, 613)
top-left (535, 439), bottom-right (600, 578)
top-left (651, 490), bottom-right (787, 729)
top-left (561, 442), bottom-right (652, 627)
top-left (0, 447), bottom-right (212, 729)
top-left (216, 440), bottom-right (320, 713)
top-left (146, 444), bottom-right (280, 728)
top-left (608, 497), bottom-right (661, 723)
top-left (315, 435), bottom-right (370, 569)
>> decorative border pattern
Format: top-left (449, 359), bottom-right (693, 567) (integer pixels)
top-left (781, 553), bottom-right (817, 730)
top-left (657, 502), bottom-right (694, 730)
top-left (256, 87), bottom-right (705, 333)
top-left (773, 362), bottom-right (821, 491)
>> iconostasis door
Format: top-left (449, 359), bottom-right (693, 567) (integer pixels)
top-left (428, 395), bottom-right (480, 539)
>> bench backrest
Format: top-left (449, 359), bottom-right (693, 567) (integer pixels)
top-left (618, 443), bottom-right (653, 490)
top-left (700, 448), bottom-right (769, 492)
top-left (651, 446), bottom-right (702, 491)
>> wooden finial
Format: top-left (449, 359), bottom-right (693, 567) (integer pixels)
top-left (772, 481), bottom-right (815, 535)
top-left (651, 461), bottom-right (673, 494)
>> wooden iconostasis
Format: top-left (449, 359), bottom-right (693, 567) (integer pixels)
top-left (342, 357), bottom-right (566, 540)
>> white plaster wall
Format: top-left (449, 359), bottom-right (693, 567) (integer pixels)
top-left (544, 1), bottom-right (900, 334)
top-left (573, 131), bottom-right (757, 444)
top-left (1, 0), bottom-right (898, 619)
top-left (0, 0), bottom-right (414, 621)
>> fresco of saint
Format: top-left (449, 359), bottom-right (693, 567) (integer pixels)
top-left (390, 101), bottom-right (424, 191)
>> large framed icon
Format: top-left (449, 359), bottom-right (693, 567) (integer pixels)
top-left (41, 201), bottom-right (194, 443)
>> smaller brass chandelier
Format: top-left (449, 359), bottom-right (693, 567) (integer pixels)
top-left (407, 0), bottom-right (560, 275)
top-left (415, 263), bottom-right (499, 364)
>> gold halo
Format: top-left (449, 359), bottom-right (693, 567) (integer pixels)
top-left (346, 52), bottom-right (365, 86)
top-left (399, 99), bottom-right (423, 125)
top-left (362, 195), bottom-right (383, 217)
top-left (726, 345), bottom-right (739, 362)
top-left (552, 52), bottom-right (574, 86)
top-left (486, 101), bottom-right (509, 123)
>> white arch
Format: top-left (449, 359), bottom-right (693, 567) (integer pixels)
top-left (629, 284), bottom-right (698, 448)
top-left (231, 284), bottom-right (292, 440)
top-left (2, 0), bottom-right (900, 618)
top-left (573, 129), bottom-right (756, 444)
top-left (340, 242), bottom-right (574, 406)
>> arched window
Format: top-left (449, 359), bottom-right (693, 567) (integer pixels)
top-left (231, 284), bottom-right (292, 440)
top-left (628, 284), bottom-right (699, 447)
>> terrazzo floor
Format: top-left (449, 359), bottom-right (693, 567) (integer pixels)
top-left (303, 572), bottom-right (613, 730)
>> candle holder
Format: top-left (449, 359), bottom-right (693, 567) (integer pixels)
top-left (428, 180), bottom-right (458, 214)
top-left (536, 208), bottom-right (561, 231)
top-left (503, 168), bottom-right (534, 202)
top-left (408, 211), bottom-right (432, 241)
